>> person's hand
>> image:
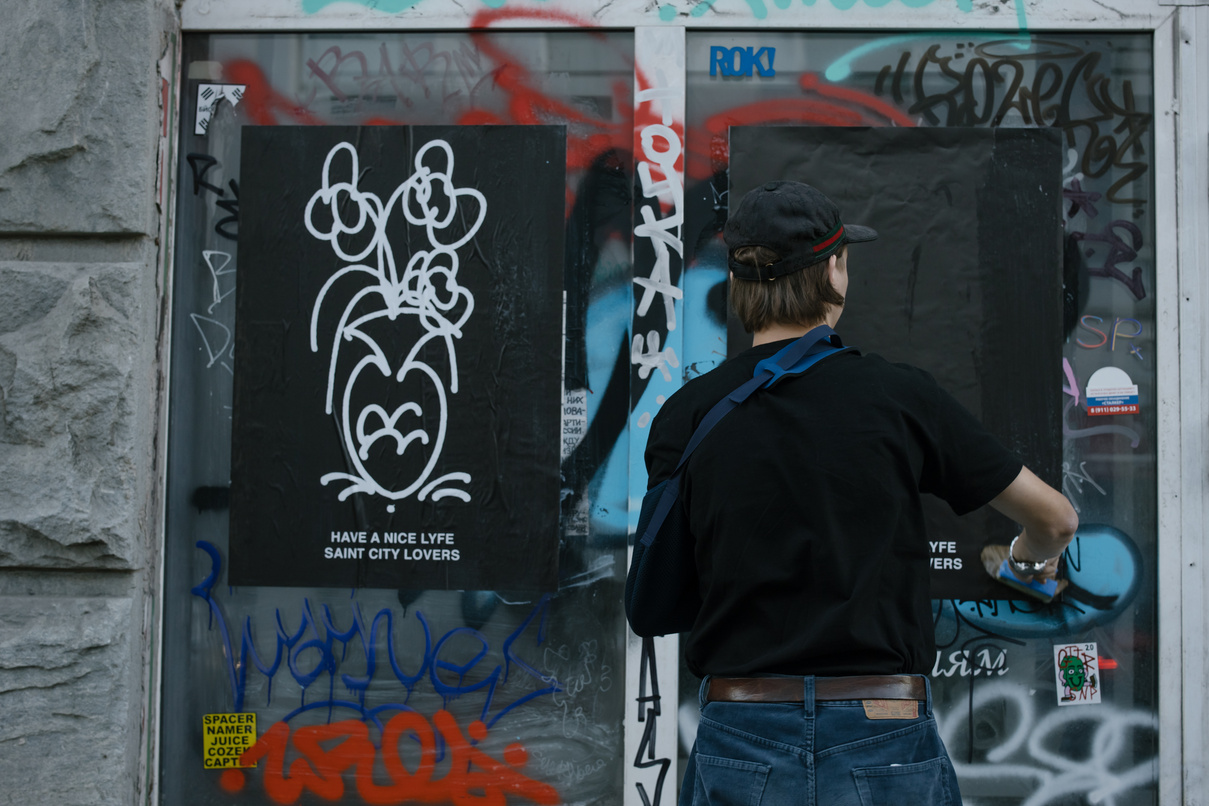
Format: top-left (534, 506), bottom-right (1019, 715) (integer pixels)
top-left (1013, 554), bottom-right (1061, 583)
top-left (1006, 528), bottom-right (1065, 584)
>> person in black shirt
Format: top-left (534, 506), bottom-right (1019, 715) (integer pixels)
top-left (646, 181), bottom-right (1078, 806)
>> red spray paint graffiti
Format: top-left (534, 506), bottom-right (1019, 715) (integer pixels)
top-left (470, 8), bottom-right (635, 174)
top-left (686, 73), bottom-right (916, 179)
top-left (225, 60), bottom-right (324, 126)
top-left (224, 9), bottom-right (633, 175)
top-left (219, 710), bottom-right (559, 805)
top-left (222, 13), bottom-right (914, 201)
top-left (223, 9), bottom-right (636, 216)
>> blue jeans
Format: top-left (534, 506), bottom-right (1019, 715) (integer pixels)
top-left (680, 676), bottom-right (961, 806)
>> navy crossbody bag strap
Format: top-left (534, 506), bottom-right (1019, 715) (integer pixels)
top-left (639, 325), bottom-right (848, 547)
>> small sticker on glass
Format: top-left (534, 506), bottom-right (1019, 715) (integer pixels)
top-left (203, 712), bottom-right (257, 769)
top-left (1054, 642), bottom-right (1101, 706)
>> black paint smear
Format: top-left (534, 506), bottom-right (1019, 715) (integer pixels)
top-left (1062, 232), bottom-right (1090, 337)
top-left (563, 148), bottom-right (633, 391)
top-left (905, 243), bottom-right (922, 330)
top-left (191, 485), bottom-right (230, 512)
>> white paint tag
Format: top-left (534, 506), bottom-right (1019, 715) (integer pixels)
top-left (1054, 642), bottom-right (1101, 705)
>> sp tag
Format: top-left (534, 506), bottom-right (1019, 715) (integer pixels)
top-left (862, 699), bottom-right (918, 720)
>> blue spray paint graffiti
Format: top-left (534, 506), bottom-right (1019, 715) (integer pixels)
top-left (938, 524), bottom-right (1144, 640)
top-left (191, 541), bottom-right (561, 730)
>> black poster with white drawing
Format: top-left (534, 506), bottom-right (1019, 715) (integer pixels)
top-left (230, 126), bottom-right (566, 591)
top-left (729, 126), bottom-right (1063, 601)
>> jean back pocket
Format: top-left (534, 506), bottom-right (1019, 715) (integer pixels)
top-left (692, 753), bottom-right (771, 806)
top-left (853, 757), bottom-right (956, 806)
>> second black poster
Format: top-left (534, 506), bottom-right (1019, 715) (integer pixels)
top-left (729, 126), bottom-right (1064, 601)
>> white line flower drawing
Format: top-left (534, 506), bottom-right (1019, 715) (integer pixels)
top-left (304, 138), bottom-right (485, 505)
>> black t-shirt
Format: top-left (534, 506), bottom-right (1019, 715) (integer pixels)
top-left (644, 338), bottom-right (1022, 678)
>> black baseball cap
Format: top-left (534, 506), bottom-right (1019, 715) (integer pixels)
top-left (725, 180), bottom-right (878, 281)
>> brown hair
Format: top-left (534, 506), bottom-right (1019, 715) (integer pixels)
top-left (728, 245), bottom-right (846, 333)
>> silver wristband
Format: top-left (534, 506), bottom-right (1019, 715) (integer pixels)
top-left (1008, 534), bottom-right (1051, 576)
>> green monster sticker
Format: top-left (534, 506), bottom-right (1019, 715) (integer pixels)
top-left (1054, 642), bottom-right (1101, 705)
top-left (1059, 655), bottom-right (1086, 691)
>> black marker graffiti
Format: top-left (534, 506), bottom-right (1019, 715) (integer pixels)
top-left (303, 41), bottom-right (488, 113)
top-left (874, 41), bottom-right (1151, 206)
top-left (187, 153), bottom-right (225, 197)
top-left (633, 637), bottom-right (670, 806)
top-left (186, 153), bottom-right (239, 242)
top-left (215, 179), bottom-right (239, 242)
top-left (1070, 218), bottom-right (1145, 301)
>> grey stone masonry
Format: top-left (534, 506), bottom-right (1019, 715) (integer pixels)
top-left (0, 590), bottom-right (142, 806)
top-left (0, 1), bottom-right (168, 234)
top-left (0, 0), bottom-right (178, 804)
top-left (0, 262), bottom-right (153, 569)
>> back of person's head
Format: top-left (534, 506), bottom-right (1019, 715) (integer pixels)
top-left (728, 245), bottom-right (844, 333)
top-left (724, 180), bottom-right (877, 333)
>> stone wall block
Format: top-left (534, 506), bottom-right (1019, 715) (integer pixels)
top-left (0, 596), bottom-right (137, 806)
top-left (0, 0), bottom-right (161, 234)
top-left (0, 262), bottom-right (153, 569)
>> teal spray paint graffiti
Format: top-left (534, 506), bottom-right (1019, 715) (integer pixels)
top-left (823, 32), bottom-right (1030, 82)
top-left (298, 0), bottom-right (1025, 31)
top-left (688, 0), bottom-right (981, 21)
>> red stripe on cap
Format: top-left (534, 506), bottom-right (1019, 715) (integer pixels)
top-left (812, 225), bottom-right (845, 253)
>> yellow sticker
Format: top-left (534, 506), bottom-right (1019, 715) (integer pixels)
top-left (202, 712), bottom-right (257, 769)
top-left (862, 699), bottom-right (919, 720)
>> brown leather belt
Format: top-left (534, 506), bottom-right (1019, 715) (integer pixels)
top-left (706, 675), bottom-right (926, 703)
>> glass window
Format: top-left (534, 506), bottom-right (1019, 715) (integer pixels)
top-left (163, 29), bottom-right (635, 805)
top-left (683, 30), bottom-right (1157, 804)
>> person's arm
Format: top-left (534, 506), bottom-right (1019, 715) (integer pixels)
top-left (989, 466), bottom-right (1079, 580)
